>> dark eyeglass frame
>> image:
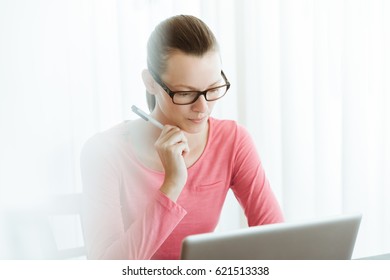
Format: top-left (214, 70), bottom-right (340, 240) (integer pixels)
top-left (149, 70), bottom-right (231, 105)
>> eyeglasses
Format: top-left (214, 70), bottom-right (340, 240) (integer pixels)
top-left (150, 70), bottom-right (231, 105)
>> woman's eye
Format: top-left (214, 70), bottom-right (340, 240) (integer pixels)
top-left (178, 92), bottom-right (195, 97)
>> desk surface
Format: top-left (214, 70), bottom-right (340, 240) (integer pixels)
top-left (357, 253), bottom-right (390, 260)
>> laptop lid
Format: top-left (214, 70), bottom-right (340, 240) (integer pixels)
top-left (180, 214), bottom-right (362, 260)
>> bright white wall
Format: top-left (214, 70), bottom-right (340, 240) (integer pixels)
top-left (1, 0), bottom-right (389, 259)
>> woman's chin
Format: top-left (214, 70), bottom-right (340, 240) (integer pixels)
top-left (181, 117), bottom-right (209, 134)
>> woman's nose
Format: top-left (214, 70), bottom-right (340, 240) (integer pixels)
top-left (191, 94), bottom-right (208, 113)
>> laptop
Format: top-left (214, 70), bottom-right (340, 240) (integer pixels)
top-left (180, 214), bottom-right (362, 260)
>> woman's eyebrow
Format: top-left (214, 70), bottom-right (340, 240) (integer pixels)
top-left (171, 78), bottom-right (223, 91)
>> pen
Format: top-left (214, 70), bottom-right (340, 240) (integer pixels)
top-left (131, 105), bottom-right (164, 129)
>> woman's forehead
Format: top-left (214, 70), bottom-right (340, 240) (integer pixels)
top-left (162, 51), bottom-right (221, 86)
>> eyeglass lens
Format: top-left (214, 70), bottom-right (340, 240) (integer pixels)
top-left (172, 85), bottom-right (228, 104)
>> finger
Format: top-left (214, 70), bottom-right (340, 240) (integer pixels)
top-left (158, 125), bottom-right (180, 141)
top-left (171, 141), bottom-right (190, 157)
top-left (161, 125), bottom-right (180, 134)
top-left (159, 127), bottom-right (188, 146)
top-left (181, 143), bottom-right (190, 157)
top-left (157, 138), bottom-right (189, 156)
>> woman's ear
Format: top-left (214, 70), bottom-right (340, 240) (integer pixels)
top-left (142, 69), bottom-right (157, 95)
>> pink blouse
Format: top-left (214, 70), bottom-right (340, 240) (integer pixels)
top-left (80, 118), bottom-right (283, 259)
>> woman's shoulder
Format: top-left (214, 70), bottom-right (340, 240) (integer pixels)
top-left (210, 117), bottom-right (237, 131)
top-left (81, 121), bottom-right (133, 156)
top-left (210, 117), bottom-right (249, 139)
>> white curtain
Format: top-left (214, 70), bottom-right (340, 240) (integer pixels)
top-left (1, 0), bottom-right (389, 259)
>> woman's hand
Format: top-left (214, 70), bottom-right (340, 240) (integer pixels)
top-left (155, 125), bottom-right (189, 201)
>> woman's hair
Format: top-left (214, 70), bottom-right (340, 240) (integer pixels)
top-left (146, 15), bottom-right (219, 111)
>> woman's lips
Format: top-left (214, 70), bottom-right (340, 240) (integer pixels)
top-left (188, 116), bottom-right (207, 124)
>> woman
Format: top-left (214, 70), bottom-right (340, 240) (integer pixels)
top-left (81, 15), bottom-right (283, 260)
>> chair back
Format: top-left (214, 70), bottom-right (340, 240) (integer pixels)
top-left (1, 193), bottom-right (86, 259)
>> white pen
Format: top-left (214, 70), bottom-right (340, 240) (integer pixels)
top-left (131, 105), bottom-right (164, 129)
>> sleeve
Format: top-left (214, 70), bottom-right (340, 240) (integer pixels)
top-left (230, 125), bottom-right (284, 226)
top-left (80, 135), bottom-right (187, 259)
